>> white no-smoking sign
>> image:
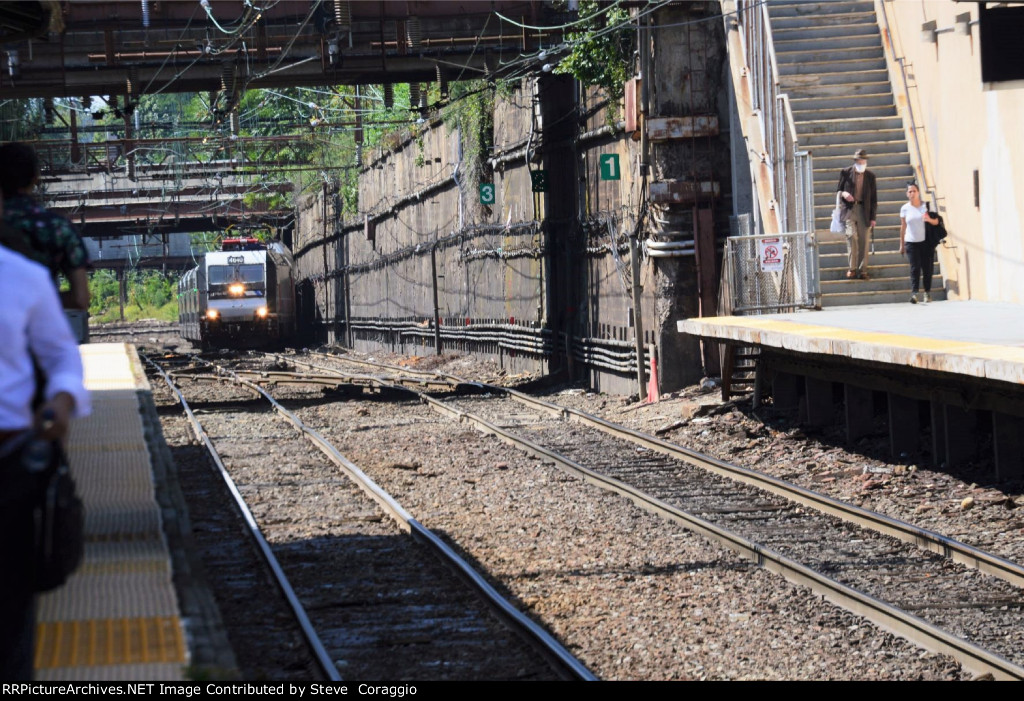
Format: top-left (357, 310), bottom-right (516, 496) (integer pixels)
top-left (757, 237), bottom-right (785, 273)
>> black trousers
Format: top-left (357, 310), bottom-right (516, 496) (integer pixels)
top-left (905, 240), bottom-right (934, 294)
top-left (0, 448), bottom-right (39, 680)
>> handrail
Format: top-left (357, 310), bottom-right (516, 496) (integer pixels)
top-left (730, 0), bottom-right (814, 235)
top-left (722, 1), bottom-right (819, 312)
top-left (877, 0), bottom-right (939, 212)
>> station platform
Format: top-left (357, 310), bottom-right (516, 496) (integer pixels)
top-left (34, 343), bottom-right (188, 680)
top-left (680, 300), bottom-right (1024, 477)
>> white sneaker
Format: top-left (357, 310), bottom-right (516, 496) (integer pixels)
top-left (923, 293), bottom-right (931, 303)
top-left (910, 294), bottom-right (918, 304)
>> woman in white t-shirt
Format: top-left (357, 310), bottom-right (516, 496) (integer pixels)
top-left (899, 182), bottom-right (939, 304)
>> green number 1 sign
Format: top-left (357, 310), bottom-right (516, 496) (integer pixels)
top-left (599, 154), bottom-right (620, 181)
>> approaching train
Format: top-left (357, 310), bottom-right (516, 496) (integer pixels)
top-left (178, 237), bottom-right (297, 349)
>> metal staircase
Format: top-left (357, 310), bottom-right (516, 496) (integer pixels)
top-left (768, 0), bottom-right (945, 307)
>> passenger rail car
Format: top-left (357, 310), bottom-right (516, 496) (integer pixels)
top-left (179, 237), bottom-right (296, 349)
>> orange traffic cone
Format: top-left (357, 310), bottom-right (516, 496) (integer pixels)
top-left (646, 355), bottom-right (660, 403)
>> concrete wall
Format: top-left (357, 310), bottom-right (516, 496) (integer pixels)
top-left (292, 2), bottom-right (734, 396)
top-left (880, 0), bottom-right (1024, 303)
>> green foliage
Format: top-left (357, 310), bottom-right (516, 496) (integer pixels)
top-left (89, 269), bottom-right (178, 323)
top-left (441, 81), bottom-right (495, 194)
top-left (0, 99), bottom-right (43, 141)
top-left (554, 1), bottom-right (634, 106)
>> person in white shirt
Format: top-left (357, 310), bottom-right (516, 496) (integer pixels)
top-left (0, 238), bottom-right (90, 680)
top-left (899, 182), bottom-right (940, 304)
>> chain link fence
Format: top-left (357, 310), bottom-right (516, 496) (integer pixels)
top-left (722, 231), bottom-right (820, 314)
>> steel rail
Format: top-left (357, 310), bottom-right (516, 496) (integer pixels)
top-left (264, 351), bottom-right (1024, 679)
top-left (182, 353), bottom-right (597, 682)
top-left (416, 393), bottom-right (1024, 681)
top-left (503, 388), bottom-right (1024, 592)
top-left (142, 353), bottom-right (342, 682)
top-left (293, 351), bottom-right (1024, 592)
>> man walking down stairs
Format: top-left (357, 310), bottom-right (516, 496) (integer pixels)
top-left (768, 0), bottom-right (946, 307)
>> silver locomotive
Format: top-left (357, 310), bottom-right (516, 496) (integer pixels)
top-left (178, 237), bottom-right (296, 349)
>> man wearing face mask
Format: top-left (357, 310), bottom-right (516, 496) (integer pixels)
top-left (836, 149), bottom-right (877, 280)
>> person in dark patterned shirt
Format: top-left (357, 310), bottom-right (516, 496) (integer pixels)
top-left (0, 143), bottom-right (90, 311)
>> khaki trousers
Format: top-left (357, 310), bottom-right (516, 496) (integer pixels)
top-left (845, 202), bottom-right (870, 274)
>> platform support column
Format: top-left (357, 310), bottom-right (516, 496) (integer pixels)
top-left (930, 401), bottom-right (947, 468)
top-left (772, 371), bottom-right (801, 410)
top-left (992, 412), bottom-right (1024, 480)
top-left (804, 377), bottom-right (833, 428)
top-left (752, 358), bottom-right (765, 409)
top-left (888, 393), bottom-right (920, 460)
top-left (845, 384), bottom-right (873, 443)
top-left (944, 405), bottom-right (978, 468)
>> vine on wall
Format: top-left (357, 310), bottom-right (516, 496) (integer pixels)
top-left (441, 80), bottom-right (495, 205)
top-left (554, 0), bottom-right (634, 112)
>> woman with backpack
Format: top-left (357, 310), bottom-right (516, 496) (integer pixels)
top-left (899, 182), bottom-right (941, 304)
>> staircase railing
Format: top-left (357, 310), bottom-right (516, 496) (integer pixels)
top-left (734, 0), bottom-right (814, 235)
top-left (723, 0), bottom-right (819, 312)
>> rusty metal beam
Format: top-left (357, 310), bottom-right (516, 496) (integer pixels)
top-left (649, 180), bottom-right (721, 205)
top-left (647, 115), bottom-right (720, 141)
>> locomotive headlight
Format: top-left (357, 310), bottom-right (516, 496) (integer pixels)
top-left (206, 309), bottom-right (219, 321)
top-left (256, 306), bottom-right (269, 319)
top-left (228, 282), bottom-right (246, 296)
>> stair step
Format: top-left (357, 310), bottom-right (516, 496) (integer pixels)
top-left (821, 289), bottom-right (948, 307)
top-left (807, 147), bottom-right (909, 164)
top-left (797, 115), bottom-right (904, 134)
top-left (812, 164), bottom-right (914, 180)
top-left (784, 82), bottom-right (894, 99)
top-left (770, 11), bottom-right (877, 31)
top-left (819, 251), bottom-right (930, 268)
top-left (799, 129), bottom-right (906, 147)
top-left (794, 104), bottom-right (898, 121)
top-left (815, 213), bottom-right (904, 228)
top-left (811, 152), bottom-right (911, 169)
top-left (779, 69), bottom-right (889, 88)
top-left (775, 47), bottom-right (884, 65)
top-left (769, 3), bottom-right (875, 19)
top-left (775, 35), bottom-right (881, 53)
top-left (779, 57), bottom-right (887, 75)
top-left (774, 23), bottom-right (880, 40)
top-left (790, 92), bottom-right (894, 111)
top-left (818, 231), bottom-right (903, 246)
top-left (819, 179), bottom-right (925, 198)
top-left (820, 264), bottom-right (912, 282)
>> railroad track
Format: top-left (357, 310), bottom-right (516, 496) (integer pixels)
top-left (144, 351), bottom-right (594, 681)
top-left (238, 349), bottom-right (1024, 680)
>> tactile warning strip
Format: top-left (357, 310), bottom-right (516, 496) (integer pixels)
top-left (35, 616), bottom-right (186, 669)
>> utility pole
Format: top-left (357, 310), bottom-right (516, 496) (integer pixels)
top-left (431, 242), bottom-right (441, 356)
top-left (630, 235), bottom-right (647, 401)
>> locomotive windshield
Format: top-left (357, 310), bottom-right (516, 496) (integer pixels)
top-left (209, 264), bottom-right (264, 285)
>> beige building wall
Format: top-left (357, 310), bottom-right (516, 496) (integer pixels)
top-left (880, 0), bottom-right (1024, 303)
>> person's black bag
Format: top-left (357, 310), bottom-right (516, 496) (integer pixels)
top-left (925, 211), bottom-right (947, 247)
top-left (29, 440), bottom-right (85, 592)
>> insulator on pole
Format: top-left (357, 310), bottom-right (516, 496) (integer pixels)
top-left (437, 67), bottom-right (448, 99)
top-left (333, 0), bottom-right (351, 29)
top-left (407, 16), bottom-right (422, 50)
